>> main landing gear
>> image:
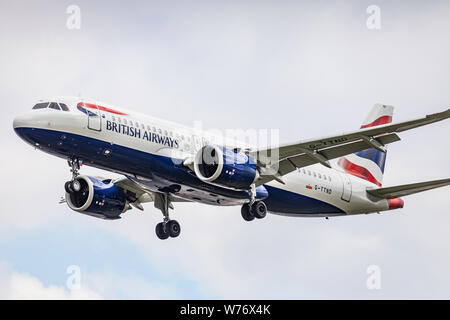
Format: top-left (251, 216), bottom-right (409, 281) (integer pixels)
top-left (241, 201), bottom-right (267, 221)
top-left (64, 157), bottom-right (82, 194)
top-left (154, 193), bottom-right (181, 240)
top-left (241, 183), bottom-right (268, 222)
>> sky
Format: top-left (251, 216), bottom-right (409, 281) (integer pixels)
top-left (0, 0), bottom-right (449, 299)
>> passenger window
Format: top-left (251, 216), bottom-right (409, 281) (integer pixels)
top-left (118, 118), bottom-right (122, 123)
top-left (152, 126), bottom-right (156, 132)
top-left (112, 116), bottom-right (116, 122)
top-left (135, 122), bottom-right (139, 127)
top-left (32, 102), bottom-right (49, 109)
top-left (308, 170), bottom-right (311, 176)
top-left (124, 119), bottom-right (128, 125)
top-left (302, 169), bottom-right (306, 174)
top-left (318, 173), bottom-right (322, 179)
top-left (147, 125), bottom-right (151, 131)
top-left (313, 172), bottom-right (316, 178)
top-left (158, 128), bottom-right (162, 134)
top-left (49, 102), bottom-right (61, 110)
top-left (59, 103), bottom-right (69, 111)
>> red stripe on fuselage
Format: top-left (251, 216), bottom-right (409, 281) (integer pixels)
top-left (360, 115), bottom-right (392, 129)
top-left (337, 157), bottom-right (382, 187)
top-left (77, 102), bottom-right (128, 115)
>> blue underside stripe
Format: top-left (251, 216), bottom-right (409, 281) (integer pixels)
top-left (15, 127), bottom-right (345, 215)
top-left (264, 185), bottom-right (345, 215)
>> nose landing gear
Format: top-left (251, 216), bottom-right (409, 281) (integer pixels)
top-left (64, 157), bottom-right (82, 194)
top-left (64, 179), bottom-right (81, 193)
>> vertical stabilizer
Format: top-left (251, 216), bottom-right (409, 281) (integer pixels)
top-left (337, 104), bottom-right (394, 186)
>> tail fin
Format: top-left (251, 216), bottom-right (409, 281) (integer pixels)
top-left (337, 103), bottom-right (394, 187)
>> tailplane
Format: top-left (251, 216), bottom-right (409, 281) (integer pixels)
top-left (366, 178), bottom-right (450, 199)
top-left (337, 103), bottom-right (394, 186)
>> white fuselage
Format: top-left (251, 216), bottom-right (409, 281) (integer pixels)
top-left (13, 97), bottom-right (392, 216)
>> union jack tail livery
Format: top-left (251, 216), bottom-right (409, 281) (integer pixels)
top-left (337, 104), bottom-right (394, 187)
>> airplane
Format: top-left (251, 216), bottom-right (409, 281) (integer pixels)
top-left (13, 98), bottom-right (450, 240)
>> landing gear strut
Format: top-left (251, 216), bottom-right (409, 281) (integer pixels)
top-left (64, 158), bottom-right (82, 194)
top-left (154, 193), bottom-right (181, 240)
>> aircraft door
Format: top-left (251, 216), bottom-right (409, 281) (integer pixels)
top-left (340, 173), bottom-right (352, 202)
top-left (87, 104), bottom-right (102, 131)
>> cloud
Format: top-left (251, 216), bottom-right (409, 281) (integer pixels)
top-left (0, 261), bottom-right (181, 299)
top-left (0, 262), bottom-right (101, 299)
top-left (85, 272), bottom-right (180, 299)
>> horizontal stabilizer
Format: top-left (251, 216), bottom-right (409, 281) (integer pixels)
top-left (367, 178), bottom-right (450, 199)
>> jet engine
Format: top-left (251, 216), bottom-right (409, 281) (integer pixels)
top-left (65, 175), bottom-right (128, 219)
top-left (193, 145), bottom-right (258, 190)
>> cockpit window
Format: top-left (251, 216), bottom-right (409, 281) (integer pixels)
top-left (33, 101), bottom-right (70, 111)
top-left (32, 102), bottom-right (49, 109)
top-left (48, 102), bottom-right (61, 110)
top-left (59, 103), bottom-right (69, 111)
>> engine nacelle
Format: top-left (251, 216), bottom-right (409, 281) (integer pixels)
top-left (194, 145), bottom-right (258, 190)
top-left (65, 175), bottom-right (128, 219)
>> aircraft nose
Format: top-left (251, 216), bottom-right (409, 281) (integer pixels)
top-left (13, 112), bottom-right (35, 129)
top-left (12, 112), bottom-right (43, 143)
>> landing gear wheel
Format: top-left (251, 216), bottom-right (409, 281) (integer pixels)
top-left (64, 181), bottom-right (73, 193)
top-left (71, 180), bottom-right (81, 192)
top-left (251, 201), bottom-right (267, 219)
top-left (65, 180), bottom-right (81, 194)
top-left (167, 220), bottom-right (181, 238)
top-left (241, 204), bottom-right (255, 221)
top-left (155, 222), bottom-right (169, 240)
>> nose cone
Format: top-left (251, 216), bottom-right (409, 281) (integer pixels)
top-left (13, 112), bottom-right (35, 129)
top-left (13, 112), bottom-right (41, 143)
top-left (13, 112), bottom-right (39, 131)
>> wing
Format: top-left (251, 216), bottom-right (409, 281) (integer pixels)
top-left (114, 176), bottom-right (191, 211)
top-left (366, 178), bottom-right (450, 199)
top-left (251, 108), bottom-right (450, 185)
